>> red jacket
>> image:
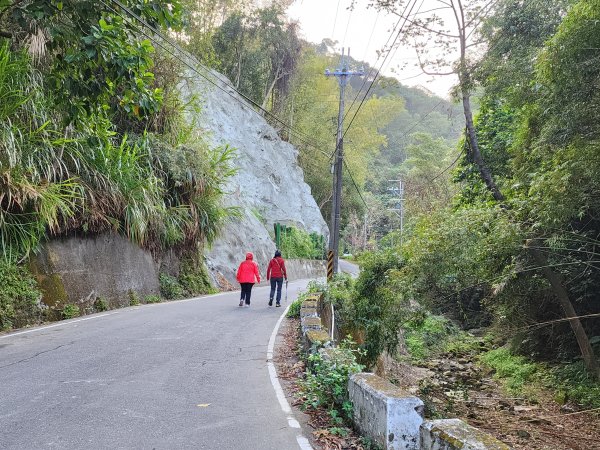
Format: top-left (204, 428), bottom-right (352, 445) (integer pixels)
top-left (267, 256), bottom-right (287, 280)
top-left (237, 252), bottom-right (261, 284)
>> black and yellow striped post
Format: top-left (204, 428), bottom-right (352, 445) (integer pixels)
top-left (327, 250), bottom-right (334, 281)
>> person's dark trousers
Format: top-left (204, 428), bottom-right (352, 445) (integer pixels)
top-left (269, 277), bottom-right (284, 305)
top-left (240, 283), bottom-right (254, 305)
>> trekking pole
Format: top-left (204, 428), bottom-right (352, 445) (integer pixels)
top-left (285, 280), bottom-right (288, 302)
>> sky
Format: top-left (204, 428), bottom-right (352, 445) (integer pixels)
top-left (286, 0), bottom-right (459, 99)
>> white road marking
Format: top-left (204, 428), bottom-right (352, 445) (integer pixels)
top-left (296, 436), bottom-right (313, 450)
top-left (267, 304), bottom-right (313, 449)
top-left (0, 312), bottom-right (119, 339)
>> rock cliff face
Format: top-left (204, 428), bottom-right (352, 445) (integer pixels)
top-left (181, 70), bottom-right (328, 287)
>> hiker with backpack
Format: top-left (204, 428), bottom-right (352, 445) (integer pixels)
top-left (266, 250), bottom-right (287, 307)
top-left (236, 252), bottom-right (261, 307)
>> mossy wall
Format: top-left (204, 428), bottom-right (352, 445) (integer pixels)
top-left (31, 233), bottom-right (160, 313)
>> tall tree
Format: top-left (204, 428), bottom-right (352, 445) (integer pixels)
top-left (372, 0), bottom-right (504, 201)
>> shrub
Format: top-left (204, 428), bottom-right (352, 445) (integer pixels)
top-left (286, 298), bottom-right (303, 318)
top-left (0, 260), bottom-right (42, 330)
top-left (128, 290), bottom-right (141, 306)
top-left (144, 295), bottom-right (162, 304)
top-left (93, 297), bottom-right (109, 312)
top-left (61, 304), bottom-right (80, 320)
top-left (278, 226), bottom-right (325, 259)
top-left (403, 312), bottom-right (462, 361)
top-left (301, 339), bottom-right (365, 424)
top-left (548, 361), bottom-right (600, 409)
top-left (178, 255), bottom-right (216, 295)
top-left (159, 273), bottom-right (185, 299)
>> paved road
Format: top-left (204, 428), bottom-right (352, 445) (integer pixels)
top-left (339, 259), bottom-right (359, 278)
top-left (0, 281), bottom-right (311, 450)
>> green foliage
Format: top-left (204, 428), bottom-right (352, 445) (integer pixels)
top-left (4, 0), bottom-right (182, 124)
top-left (352, 250), bottom-right (404, 366)
top-left (400, 206), bottom-right (523, 328)
top-left (301, 339), bottom-right (364, 424)
top-left (178, 256), bottom-right (216, 296)
top-left (286, 298), bottom-right (303, 318)
top-left (549, 362), bottom-right (600, 409)
top-left (481, 349), bottom-right (600, 408)
top-left (278, 226), bottom-right (324, 259)
top-left (61, 304), bottom-right (80, 320)
top-left (480, 347), bottom-right (540, 394)
top-left (144, 295), bottom-right (161, 304)
top-left (159, 273), bottom-right (185, 300)
top-left (0, 260), bottom-right (42, 330)
top-left (128, 290), bottom-right (140, 306)
top-left (93, 297), bottom-right (109, 312)
top-left (0, 42), bottom-right (235, 261)
top-left (403, 312), bottom-right (461, 362)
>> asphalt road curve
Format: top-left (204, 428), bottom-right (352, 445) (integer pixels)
top-left (0, 281), bottom-right (313, 450)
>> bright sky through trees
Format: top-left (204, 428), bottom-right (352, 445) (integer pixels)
top-left (286, 0), bottom-right (459, 98)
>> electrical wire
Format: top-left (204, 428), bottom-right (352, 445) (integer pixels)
top-left (331, 0), bottom-right (342, 39)
top-left (343, 159), bottom-right (368, 208)
top-left (339, 0), bottom-right (420, 146)
top-left (102, 0), bottom-right (330, 158)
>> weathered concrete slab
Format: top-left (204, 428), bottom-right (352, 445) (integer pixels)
top-left (349, 373), bottom-right (424, 450)
top-left (303, 329), bottom-right (331, 353)
top-left (301, 316), bottom-right (322, 331)
top-left (303, 299), bottom-right (318, 309)
top-left (300, 307), bottom-right (318, 318)
top-left (420, 419), bottom-right (511, 450)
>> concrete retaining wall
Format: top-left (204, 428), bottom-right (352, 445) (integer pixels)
top-left (348, 372), bottom-right (512, 450)
top-left (420, 419), bottom-right (510, 450)
top-left (30, 234), bottom-right (160, 313)
top-left (300, 294), bottom-right (331, 353)
top-left (349, 373), bottom-right (424, 450)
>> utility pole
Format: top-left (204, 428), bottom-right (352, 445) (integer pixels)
top-left (325, 48), bottom-right (364, 275)
top-left (388, 178), bottom-right (405, 245)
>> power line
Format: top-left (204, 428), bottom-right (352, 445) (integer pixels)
top-left (102, 0), bottom-right (330, 158)
top-left (343, 0), bottom-right (424, 125)
top-left (429, 148), bottom-right (464, 182)
top-left (331, 0), bottom-right (342, 39)
top-left (339, 0), bottom-right (421, 146)
top-left (343, 158), bottom-right (368, 208)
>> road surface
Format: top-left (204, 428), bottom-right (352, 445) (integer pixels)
top-left (0, 281), bottom-right (312, 450)
top-left (339, 259), bottom-right (359, 277)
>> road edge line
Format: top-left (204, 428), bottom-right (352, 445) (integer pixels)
top-left (267, 304), bottom-right (314, 450)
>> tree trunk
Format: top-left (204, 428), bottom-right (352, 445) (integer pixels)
top-left (461, 89), bottom-right (505, 202)
top-left (261, 69), bottom-right (280, 111)
top-left (527, 239), bottom-right (600, 380)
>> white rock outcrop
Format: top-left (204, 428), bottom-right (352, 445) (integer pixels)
top-left (181, 69), bottom-right (328, 287)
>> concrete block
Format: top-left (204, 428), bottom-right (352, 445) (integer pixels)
top-left (300, 306), bottom-right (318, 318)
top-left (349, 373), bottom-right (424, 450)
top-left (420, 419), bottom-right (511, 450)
top-left (303, 299), bottom-right (318, 309)
top-left (301, 316), bottom-right (322, 331)
top-left (304, 293), bottom-right (322, 303)
top-left (303, 329), bottom-right (331, 353)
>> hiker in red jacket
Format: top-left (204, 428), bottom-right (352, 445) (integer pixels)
top-left (236, 252), bottom-right (261, 307)
top-left (266, 250), bottom-right (287, 307)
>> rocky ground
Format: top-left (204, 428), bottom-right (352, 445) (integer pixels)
top-left (385, 353), bottom-right (600, 450)
top-left (275, 317), bottom-right (600, 450)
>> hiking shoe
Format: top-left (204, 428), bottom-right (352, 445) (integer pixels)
top-left (239, 300), bottom-right (243, 307)
top-left (268, 299), bottom-right (273, 306)
top-left (276, 303), bottom-right (281, 307)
